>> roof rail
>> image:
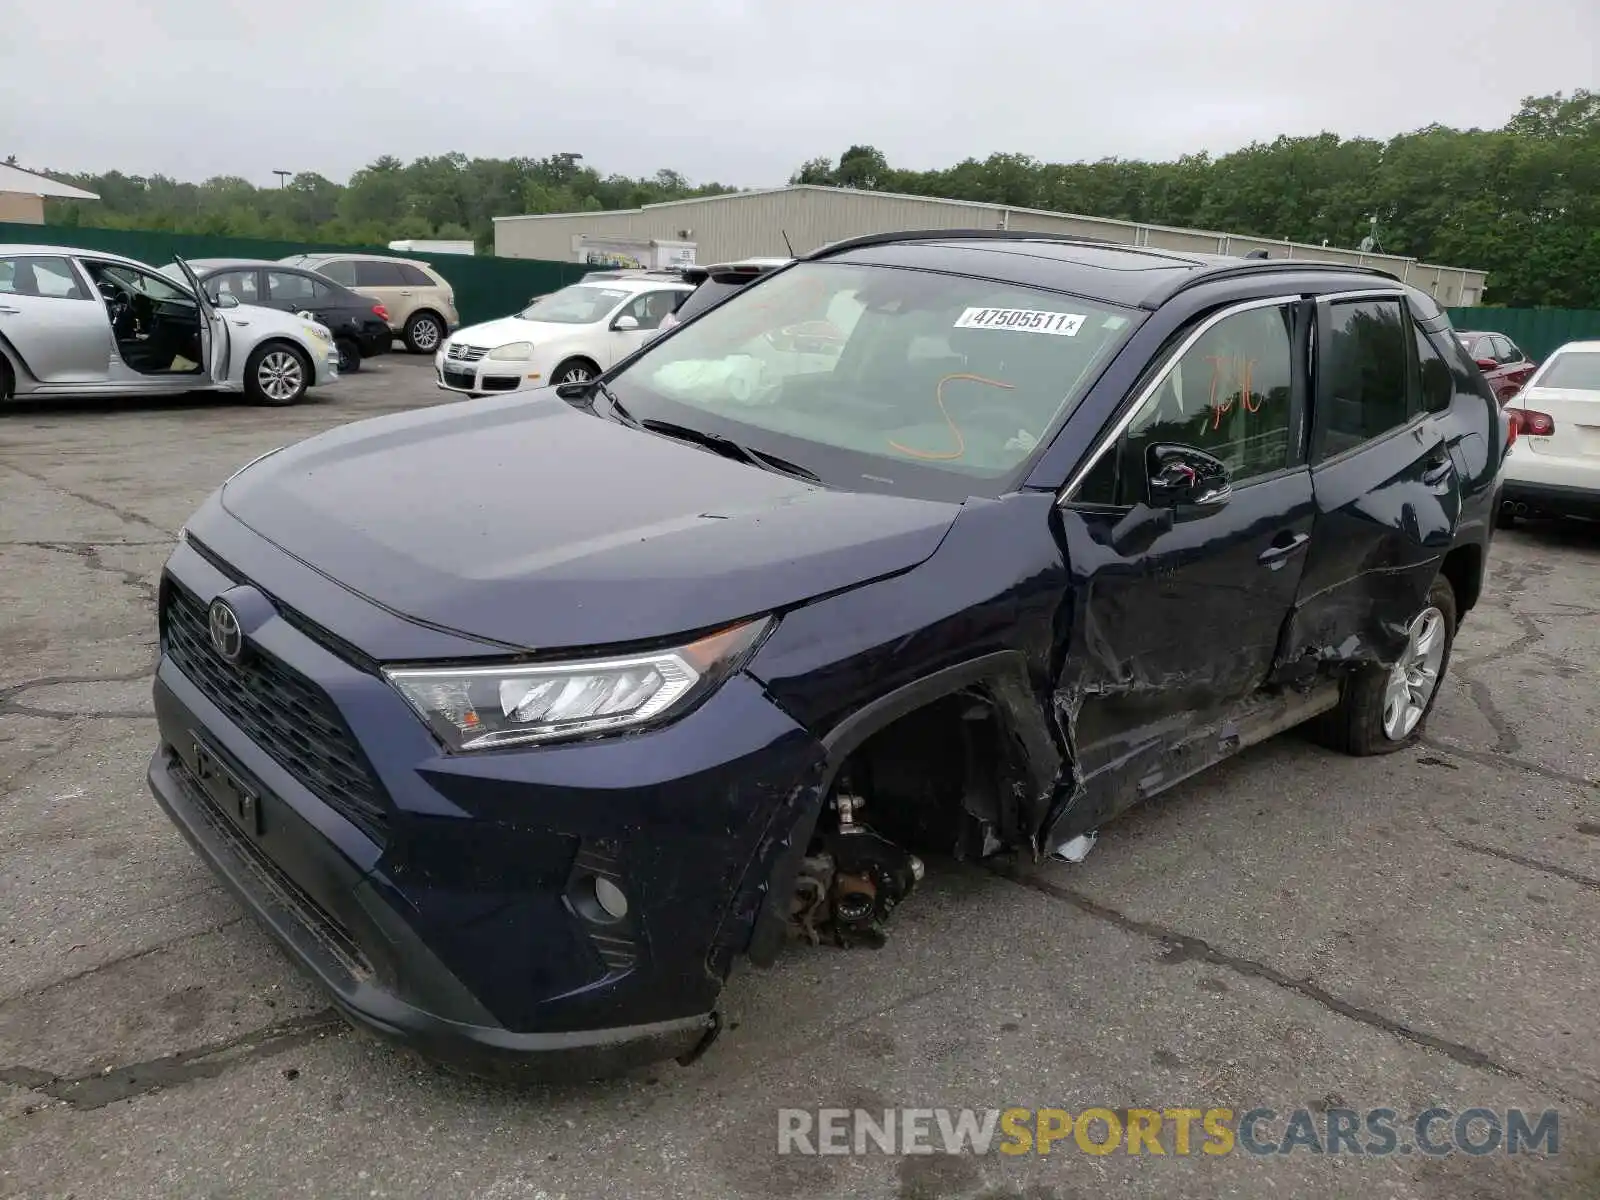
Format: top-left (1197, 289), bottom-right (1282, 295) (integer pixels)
top-left (806, 227), bottom-right (1125, 259)
top-left (1148, 259), bottom-right (1403, 307)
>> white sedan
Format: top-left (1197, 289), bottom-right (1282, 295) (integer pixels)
top-left (1500, 339), bottom-right (1600, 524)
top-left (435, 276), bottom-right (692, 396)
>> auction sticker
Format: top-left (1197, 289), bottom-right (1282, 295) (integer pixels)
top-left (954, 307), bottom-right (1085, 336)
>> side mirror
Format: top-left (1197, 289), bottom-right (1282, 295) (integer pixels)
top-left (613, 314), bottom-right (640, 331)
top-left (1147, 443), bottom-right (1232, 510)
top-left (1474, 357), bottom-right (1498, 372)
top-left (215, 293), bottom-right (240, 309)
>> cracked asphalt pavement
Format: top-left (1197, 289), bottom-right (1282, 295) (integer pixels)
top-left (2, 357), bottom-right (1598, 1199)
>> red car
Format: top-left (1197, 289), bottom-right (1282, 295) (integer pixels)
top-left (1457, 330), bottom-right (1538, 402)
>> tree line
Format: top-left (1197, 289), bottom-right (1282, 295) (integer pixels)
top-left (20, 90), bottom-right (1597, 307)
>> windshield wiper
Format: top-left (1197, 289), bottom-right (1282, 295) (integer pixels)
top-left (640, 418), bottom-right (822, 484)
top-left (593, 380), bottom-right (641, 428)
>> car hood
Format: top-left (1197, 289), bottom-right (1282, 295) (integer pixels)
top-left (230, 302), bottom-right (329, 340)
top-left (450, 315), bottom-right (589, 349)
top-left (219, 393), bottom-right (961, 652)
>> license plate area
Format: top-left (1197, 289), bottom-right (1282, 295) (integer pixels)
top-left (192, 738), bottom-right (263, 836)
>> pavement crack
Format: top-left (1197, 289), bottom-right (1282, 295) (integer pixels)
top-left (1450, 837), bottom-right (1600, 892)
top-left (0, 916), bottom-right (246, 1009)
top-left (1418, 738), bottom-right (1598, 790)
top-left (0, 661), bottom-right (159, 718)
top-left (991, 863), bottom-right (1522, 1079)
top-left (1451, 559), bottom-right (1553, 756)
top-left (0, 459), bottom-right (170, 537)
top-left (25, 539), bottom-right (161, 607)
top-left (0, 1009), bottom-right (342, 1112)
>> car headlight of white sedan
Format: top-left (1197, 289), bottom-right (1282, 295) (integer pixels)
top-left (488, 341), bottom-right (534, 361)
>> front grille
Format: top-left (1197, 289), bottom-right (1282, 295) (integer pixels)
top-left (163, 580), bottom-right (389, 842)
top-left (446, 344), bottom-right (487, 362)
top-left (443, 368), bottom-right (477, 389)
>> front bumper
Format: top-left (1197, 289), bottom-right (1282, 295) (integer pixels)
top-left (434, 351), bottom-right (540, 397)
top-left (148, 526), bottom-right (826, 1077)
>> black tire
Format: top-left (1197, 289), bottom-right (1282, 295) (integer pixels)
top-left (243, 342), bottom-right (311, 407)
top-left (335, 338), bottom-right (362, 374)
top-left (0, 355), bottom-right (13, 403)
top-left (1310, 575), bottom-right (1458, 756)
top-left (551, 357), bottom-right (600, 387)
top-left (403, 311), bottom-right (445, 355)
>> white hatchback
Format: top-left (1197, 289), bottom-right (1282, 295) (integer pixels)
top-left (1500, 339), bottom-right (1600, 524)
top-left (435, 276), bottom-right (692, 396)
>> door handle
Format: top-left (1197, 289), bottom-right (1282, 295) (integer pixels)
top-left (1258, 532), bottom-right (1310, 567)
top-left (0, 305), bottom-right (18, 315)
top-left (1421, 452), bottom-right (1454, 487)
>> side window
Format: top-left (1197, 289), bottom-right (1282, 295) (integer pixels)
top-left (396, 263), bottom-right (434, 286)
top-left (318, 260), bottom-right (357, 286)
top-left (1077, 303), bottom-right (1297, 505)
top-left (353, 260), bottom-right (406, 287)
top-left (209, 270), bottom-right (259, 304)
top-left (1315, 299), bottom-right (1412, 461)
top-left (622, 290), bottom-right (679, 331)
top-left (0, 255), bottom-right (90, 300)
top-left (266, 270), bottom-right (317, 304)
top-left (1500, 337), bottom-right (1524, 363)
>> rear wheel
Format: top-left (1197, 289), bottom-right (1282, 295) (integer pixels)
top-left (552, 357), bottom-right (599, 386)
top-left (1311, 576), bottom-right (1458, 756)
top-left (335, 337), bottom-right (362, 373)
top-left (243, 342), bottom-right (310, 407)
top-left (403, 311), bottom-right (444, 355)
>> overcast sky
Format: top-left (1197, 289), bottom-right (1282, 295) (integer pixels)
top-left (4, 0), bottom-right (1596, 189)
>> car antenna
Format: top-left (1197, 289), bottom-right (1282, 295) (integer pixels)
top-left (781, 230), bottom-right (796, 257)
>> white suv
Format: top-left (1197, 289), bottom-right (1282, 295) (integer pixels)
top-left (436, 276), bottom-right (691, 396)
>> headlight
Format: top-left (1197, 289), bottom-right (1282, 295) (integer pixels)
top-left (488, 341), bottom-right (534, 360)
top-left (303, 322), bottom-right (332, 343)
top-left (384, 617), bottom-right (771, 751)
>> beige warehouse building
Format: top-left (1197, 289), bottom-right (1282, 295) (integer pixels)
top-left (495, 184), bottom-right (1488, 307)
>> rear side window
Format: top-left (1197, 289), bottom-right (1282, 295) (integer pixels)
top-left (318, 259), bottom-right (357, 286)
top-left (0, 255), bottom-right (89, 299)
top-left (266, 271), bottom-right (325, 303)
top-left (208, 270), bottom-right (259, 303)
top-left (353, 260), bottom-right (407, 287)
top-left (1534, 350), bottom-right (1600, 390)
top-left (1315, 299), bottom-right (1413, 460)
top-left (396, 263), bottom-right (435, 286)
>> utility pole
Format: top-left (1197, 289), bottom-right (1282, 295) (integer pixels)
top-left (272, 169), bottom-right (291, 188)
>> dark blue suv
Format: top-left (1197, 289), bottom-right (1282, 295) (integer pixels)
top-left (149, 231), bottom-right (1508, 1079)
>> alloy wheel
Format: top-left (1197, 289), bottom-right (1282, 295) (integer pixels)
top-left (560, 365), bottom-right (593, 384)
top-left (411, 318), bottom-right (441, 351)
top-left (1381, 606), bottom-right (1446, 740)
top-left (257, 351), bottom-right (304, 403)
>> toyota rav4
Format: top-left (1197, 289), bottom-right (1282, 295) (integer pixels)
top-left (149, 231), bottom-right (1508, 1079)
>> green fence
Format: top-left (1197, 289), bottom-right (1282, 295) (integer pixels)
top-left (1446, 307), bottom-right (1600, 362)
top-left (0, 223), bottom-right (597, 328)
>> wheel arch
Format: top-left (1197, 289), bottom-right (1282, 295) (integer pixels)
top-left (1440, 541), bottom-right (1484, 616)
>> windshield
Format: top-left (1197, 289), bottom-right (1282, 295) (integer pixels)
top-left (606, 261), bottom-right (1140, 499)
top-left (520, 284), bottom-right (631, 323)
top-left (1532, 350), bottom-right (1600, 391)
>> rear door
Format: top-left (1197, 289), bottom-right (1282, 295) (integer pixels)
top-left (1285, 291), bottom-right (1459, 669)
top-left (350, 259), bottom-right (410, 328)
top-left (0, 253), bottom-right (113, 383)
top-left (1499, 336), bottom-right (1537, 394)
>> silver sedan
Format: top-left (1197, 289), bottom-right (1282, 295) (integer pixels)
top-left (0, 246), bottom-right (339, 406)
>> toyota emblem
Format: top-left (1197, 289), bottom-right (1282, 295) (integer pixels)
top-left (207, 597), bottom-right (245, 664)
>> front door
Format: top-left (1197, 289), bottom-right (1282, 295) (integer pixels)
top-left (0, 253), bottom-right (112, 383)
top-left (604, 290), bottom-right (680, 367)
top-left (173, 258), bottom-right (228, 383)
top-left (1047, 296), bottom-right (1315, 841)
